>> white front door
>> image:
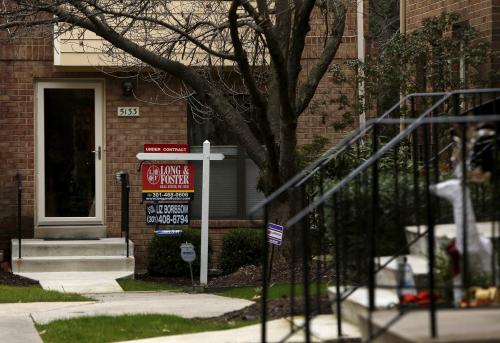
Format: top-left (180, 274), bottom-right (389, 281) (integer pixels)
top-left (36, 81), bottom-right (104, 225)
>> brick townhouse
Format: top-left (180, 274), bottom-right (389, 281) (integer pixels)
top-left (0, 1), bottom-right (361, 278)
top-left (1, 1), bottom-right (496, 280)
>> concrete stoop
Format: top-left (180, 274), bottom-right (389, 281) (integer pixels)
top-left (326, 222), bottom-right (500, 343)
top-left (357, 309), bottom-right (500, 343)
top-left (11, 238), bottom-right (134, 293)
top-left (406, 222), bottom-right (500, 257)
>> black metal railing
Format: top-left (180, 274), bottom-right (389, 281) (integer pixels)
top-left (15, 173), bottom-right (22, 259)
top-left (250, 89), bottom-right (500, 343)
top-left (118, 172), bottom-right (130, 258)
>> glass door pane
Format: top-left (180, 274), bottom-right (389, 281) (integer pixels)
top-left (44, 89), bottom-right (96, 217)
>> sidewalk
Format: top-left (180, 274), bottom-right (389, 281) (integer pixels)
top-left (0, 291), bottom-right (253, 343)
top-left (116, 315), bottom-right (361, 343)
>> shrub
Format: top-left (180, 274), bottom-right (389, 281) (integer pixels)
top-left (147, 228), bottom-right (209, 276)
top-left (219, 229), bottom-right (263, 274)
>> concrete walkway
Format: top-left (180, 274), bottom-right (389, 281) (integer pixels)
top-left (16, 271), bottom-right (132, 293)
top-left (116, 315), bottom-right (361, 343)
top-left (0, 291), bottom-right (253, 343)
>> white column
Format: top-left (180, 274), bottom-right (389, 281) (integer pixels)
top-left (200, 140), bottom-right (210, 286)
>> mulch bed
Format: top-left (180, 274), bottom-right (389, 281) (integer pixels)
top-left (211, 294), bottom-right (333, 323)
top-left (0, 270), bottom-right (39, 287)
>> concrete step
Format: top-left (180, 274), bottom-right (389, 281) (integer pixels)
top-left (327, 286), bottom-right (399, 326)
top-left (376, 255), bottom-right (428, 290)
top-left (34, 225), bottom-right (106, 239)
top-left (406, 221), bottom-right (500, 257)
top-left (11, 238), bottom-right (133, 257)
top-left (11, 256), bottom-right (135, 273)
top-left (358, 308), bottom-right (500, 343)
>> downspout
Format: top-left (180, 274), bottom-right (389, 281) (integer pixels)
top-left (400, 0), bottom-right (406, 35)
top-left (400, 0), bottom-right (406, 132)
top-left (357, 0), bottom-right (366, 127)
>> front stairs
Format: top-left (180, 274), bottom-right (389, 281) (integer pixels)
top-left (327, 221), bottom-right (500, 343)
top-left (11, 237), bottom-right (134, 293)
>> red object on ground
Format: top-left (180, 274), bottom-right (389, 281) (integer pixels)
top-left (400, 290), bottom-right (440, 307)
top-left (446, 239), bottom-right (461, 277)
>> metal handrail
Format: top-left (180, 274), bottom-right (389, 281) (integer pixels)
top-left (15, 173), bottom-right (22, 259)
top-left (249, 91), bottom-right (448, 216)
top-left (257, 88), bottom-right (500, 343)
top-left (118, 172), bottom-right (130, 258)
top-left (251, 88), bottom-right (500, 218)
top-left (286, 89), bottom-right (500, 228)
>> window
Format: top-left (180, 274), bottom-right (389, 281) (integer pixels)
top-left (187, 96), bottom-right (263, 219)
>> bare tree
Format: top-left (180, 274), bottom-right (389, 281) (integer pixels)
top-left (0, 0), bottom-right (348, 218)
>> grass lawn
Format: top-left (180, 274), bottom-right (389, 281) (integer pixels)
top-left (36, 314), bottom-right (255, 343)
top-left (0, 285), bottom-right (92, 303)
top-left (117, 279), bottom-right (182, 292)
top-left (215, 282), bottom-right (328, 301)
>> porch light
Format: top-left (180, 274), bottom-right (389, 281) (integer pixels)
top-left (122, 80), bottom-right (134, 96)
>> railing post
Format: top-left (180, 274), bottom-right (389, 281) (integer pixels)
top-left (119, 173), bottom-right (130, 258)
top-left (261, 204), bottom-right (269, 343)
top-left (368, 123), bottom-right (379, 339)
top-left (423, 125), bottom-right (437, 338)
top-left (300, 184), bottom-right (311, 343)
top-left (412, 130), bottom-right (421, 234)
top-left (492, 111), bottom-right (499, 285)
top-left (16, 173), bottom-right (22, 259)
top-left (460, 124), bottom-right (469, 304)
top-left (316, 168), bottom-right (325, 315)
top-left (333, 193), bottom-right (342, 338)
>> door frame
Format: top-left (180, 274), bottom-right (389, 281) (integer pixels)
top-left (35, 80), bottom-right (105, 226)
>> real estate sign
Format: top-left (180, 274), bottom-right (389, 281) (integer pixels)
top-left (141, 163), bottom-right (194, 193)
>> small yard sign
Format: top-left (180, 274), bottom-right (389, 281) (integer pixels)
top-left (267, 223), bottom-right (284, 246)
top-left (180, 243), bottom-right (196, 263)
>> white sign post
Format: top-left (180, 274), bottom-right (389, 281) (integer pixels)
top-left (137, 140), bottom-right (224, 286)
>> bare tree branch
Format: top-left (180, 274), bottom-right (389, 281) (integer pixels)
top-left (296, 1), bottom-right (347, 115)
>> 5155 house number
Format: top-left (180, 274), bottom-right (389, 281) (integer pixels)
top-left (117, 107), bottom-right (140, 117)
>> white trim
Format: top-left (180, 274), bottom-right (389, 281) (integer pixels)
top-left (136, 152), bottom-right (225, 161)
top-left (53, 25), bottom-right (61, 66)
top-left (357, 0), bottom-right (366, 127)
top-left (36, 80), bottom-right (105, 226)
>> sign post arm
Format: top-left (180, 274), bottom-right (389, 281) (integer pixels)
top-left (200, 140), bottom-right (210, 286)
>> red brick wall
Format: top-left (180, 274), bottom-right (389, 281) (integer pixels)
top-left (493, 0), bottom-right (500, 67)
top-left (298, 1), bottom-right (363, 145)
top-left (406, 1), bottom-right (498, 86)
top-left (406, 0), bottom-right (492, 37)
top-left (0, 31), bottom-right (53, 261)
top-left (104, 77), bottom-right (188, 271)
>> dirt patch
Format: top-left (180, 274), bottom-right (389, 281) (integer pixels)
top-left (0, 271), bottom-right (39, 287)
top-left (212, 294), bottom-right (333, 322)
